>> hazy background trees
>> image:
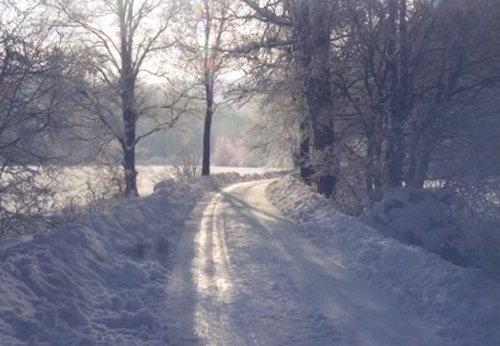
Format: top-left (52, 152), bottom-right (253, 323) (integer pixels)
top-left (0, 2), bottom-right (77, 234)
top-left (49, 0), bottom-right (185, 196)
top-left (176, 0), bottom-right (251, 175)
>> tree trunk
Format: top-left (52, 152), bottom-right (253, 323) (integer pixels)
top-left (122, 140), bottom-right (138, 197)
top-left (298, 118), bottom-right (313, 183)
top-left (415, 149), bottom-right (431, 189)
top-left (366, 133), bottom-right (384, 202)
top-left (386, 123), bottom-right (405, 187)
top-left (406, 131), bottom-right (419, 188)
top-left (202, 76), bottom-right (214, 176)
top-left (122, 84), bottom-right (139, 197)
top-left (385, 0), bottom-right (408, 188)
top-left (407, 131), bottom-right (432, 189)
top-left (308, 78), bottom-right (336, 197)
top-left (119, 2), bottom-right (139, 197)
top-left (296, 0), bottom-right (337, 197)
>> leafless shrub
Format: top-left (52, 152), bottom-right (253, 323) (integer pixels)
top-left (50, 164), bottom-right (124, 226)
top-left (172, 149), bottom-right (200, 180)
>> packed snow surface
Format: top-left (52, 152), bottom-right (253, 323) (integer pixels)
top-left (168, 180), bottom-right (439, 344)
top-left (1, 173), bottom-right (499, 345)
top-left (0, 172), bottom-right (275, 345)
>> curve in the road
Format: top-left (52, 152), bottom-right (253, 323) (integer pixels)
top-left (166, 179), bottom-right (450, 346)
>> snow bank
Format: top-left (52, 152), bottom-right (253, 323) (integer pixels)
top-left (267, 176), bottom-right (500, 346)
top-left (364, 188), bottom-right (452, 252)
top-left (0, 172), bottom-right (279, 345)
top-left (0, 193), bottom-right (174, 345)
top-left (364, 187), bottom-right (500, 281)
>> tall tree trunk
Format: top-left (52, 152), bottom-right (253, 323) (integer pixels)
top-left (296, 0), bottom-right (337, 197)
top-left (298, 117), bottom-right (313, 183)
top-left (294, 2), bottom-right (314, 184)
top-left (119, 0), bottom-right (138, 197)
top-left (121, 85), bottom-right (139, 197)
top-left (202, 75), bottom-right (214, 176)
top-left (385, 0), bottom-right (408, 188)
top-left (407, 129), bottom-right (432, 189)
top-left (386, 0), bottom-right (401, 187)
top-left (366, 133), bottom-right (384, 202)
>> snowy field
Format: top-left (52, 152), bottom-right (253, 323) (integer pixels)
top-left (0, 173), bottom-right (499, 345)
top-left (54, 165), bottom-right (269, 199)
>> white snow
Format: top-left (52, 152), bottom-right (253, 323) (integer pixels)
top-left (166, 180), bottom-right (454, 345)
top-left (361, 185), bottom-right (500, 281)
top-left (267, 175), bottom-right (500, 345)
top-left (0, 172), bottom-right (276, 345)
top-left (363, 187), bottom-right (452, 251)
top-left (54, 165), bottom-right (272, 200)
top-left (1, 172), bottom-right (499, 345)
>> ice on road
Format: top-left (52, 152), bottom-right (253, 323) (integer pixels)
top-left (166, 180), bottom-right (449, 345)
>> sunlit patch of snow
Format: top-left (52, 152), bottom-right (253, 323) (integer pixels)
top-left (0, 172), bottom-right (279, 344)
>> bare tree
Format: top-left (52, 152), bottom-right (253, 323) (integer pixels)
top-left (0, 1), bottom-right (73, 234)
top-left (330, 0), bottom-right (500, 203)
top-left (178, 0), bottom-right (241, 176)
top-left (236, 0), bottom-right (339, 196)
top-left (51, 0), bottom-right (182, 197)
top-left (247, 95), bottom-right (300, 167)
top-left (237, 0), bottom-right (500, 207)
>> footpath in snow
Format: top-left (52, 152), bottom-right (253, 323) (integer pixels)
top-left (0, 173), bottom-right (274, 345)
top-left (0, 174), bottom-right (499, 345)
top-left (166, 180), bottom-right (454, 345)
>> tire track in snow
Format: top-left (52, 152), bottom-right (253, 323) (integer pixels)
top-left (166, 179), bottom-right (451, 345)
top-left (192, 192), bottom-right (239, 345)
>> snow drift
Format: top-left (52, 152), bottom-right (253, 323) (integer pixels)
top-left (267, 176), bottom-right (500, 346)
top-left (0, 172), bottom-right (277, 345)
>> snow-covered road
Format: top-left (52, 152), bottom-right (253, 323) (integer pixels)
top-left (166, 180), bottom-right (450, 345)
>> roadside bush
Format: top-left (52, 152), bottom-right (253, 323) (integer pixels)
top-left (443, 179), bottom-right (500, 280)
top-left (172, 149), bottom-right (200, 180)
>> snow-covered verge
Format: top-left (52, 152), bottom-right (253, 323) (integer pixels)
top-left (0, 172), bottom-right (279, 345)
top-left (364, 186), bottom-right (500, 281)
top-left (364, 188), bottom-right (452, 251)
top-left (267, 176), bottom-right (500, 346)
